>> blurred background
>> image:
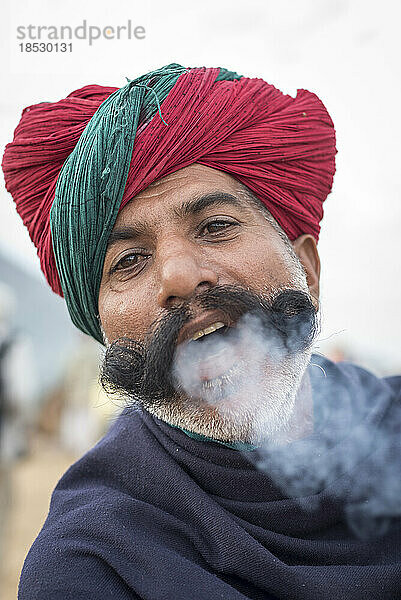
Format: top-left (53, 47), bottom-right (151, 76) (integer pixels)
top-left (0, 0), bottom-right (400, 597)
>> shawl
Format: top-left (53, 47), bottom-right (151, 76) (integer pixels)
top-left (18, 355), bottom-right (401, 599)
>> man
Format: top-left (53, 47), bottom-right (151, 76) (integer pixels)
top-left (2, 64), bottom-right (400, 599)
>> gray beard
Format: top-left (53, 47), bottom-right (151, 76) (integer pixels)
top-left (142, 344), bottom-right (313, 445)
top-left (143, 254), bottom-right (315, 445)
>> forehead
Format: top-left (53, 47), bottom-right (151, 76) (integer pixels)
top-left (116, 164), bottom-right (245, 226)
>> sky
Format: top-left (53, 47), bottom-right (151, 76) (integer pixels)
top-left (1, 0), bottom-right (400, 372)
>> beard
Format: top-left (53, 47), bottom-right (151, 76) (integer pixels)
top-left (100, 282), bottom-right (319, 445)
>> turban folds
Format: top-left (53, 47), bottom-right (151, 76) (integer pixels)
top-left (2, 63), bottom-right (336, 344)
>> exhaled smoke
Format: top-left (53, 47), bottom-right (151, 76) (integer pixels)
top-left (244, 363), bottom-right (401, 540)
top-left (100, 283), bottom-right (399, 540)
top-left (100, 285), bottom-right (318, 408)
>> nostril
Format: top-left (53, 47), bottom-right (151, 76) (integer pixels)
top-left (157, 255), bottom-right (219, 308)
top-left (164, 295), bottom-right (183, 309)
top-left (196, 281), bottom-right (215, 294)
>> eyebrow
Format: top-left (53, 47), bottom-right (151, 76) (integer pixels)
top-left (106, 192), bottom-right (247, 251)
top-left (173, 192), bottom-right (245, 218)
top-left (106, 223), bottom-right (149, 251)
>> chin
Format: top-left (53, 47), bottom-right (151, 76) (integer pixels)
top-left (147, 350), bottom-right (313, 445)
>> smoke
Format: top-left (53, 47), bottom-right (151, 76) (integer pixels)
top-left (100, 283), bottom-right (400, 540)
top-left (101, 286), bottom-right (318, 443)
top-left (100, 285), bottom-right (317, 403)
top-left (244, 361), bottom-right (401, 540)
top-left (172, 308), bottom-right (315, 441)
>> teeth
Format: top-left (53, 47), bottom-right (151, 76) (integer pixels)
top-left (191, 321), bottom-right (225, 341)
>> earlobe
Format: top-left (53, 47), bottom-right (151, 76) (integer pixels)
top-left (292, 234), bottom-right (321, 305)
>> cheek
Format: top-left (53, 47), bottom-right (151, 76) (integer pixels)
top-left (223, 235), bottom-right (295, 291)
top-left (253, 252), bottom-right (294, 288)
top-left (98, 287), bottom-right (154, 343)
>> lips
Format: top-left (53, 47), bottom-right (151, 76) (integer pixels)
top-left (176, 311), bottom-right (233, 346)
top-left (191, 321), bottom-right (225, 341)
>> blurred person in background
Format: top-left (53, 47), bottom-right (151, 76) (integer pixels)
top-left (0, 283), bottom-right (36, 561)
top-left (2, 64), bottom-right (400, 600)
top-left (58, 336), bottom-right (120, 455)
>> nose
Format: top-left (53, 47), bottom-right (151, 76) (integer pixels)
top-left (157, 240), bottom-right (219, 309)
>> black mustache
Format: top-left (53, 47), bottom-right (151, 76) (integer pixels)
top-left (100, 286), bottom-right (318, 404)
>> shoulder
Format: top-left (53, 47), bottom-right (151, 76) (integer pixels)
top-left (18, 535), bottom-right (137, 599)
top-left (309, 354), bottom-right (401, 425)
top-left (311, 353), bottom-right (401, 397)
top-left (383, 374), bottom-right (401, 398)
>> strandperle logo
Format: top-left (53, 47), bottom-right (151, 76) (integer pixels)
top-left (17, 20), bottom-right (146, 46)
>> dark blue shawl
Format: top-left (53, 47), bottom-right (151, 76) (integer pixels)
top-left (19, 356), bottom-right (401, 599)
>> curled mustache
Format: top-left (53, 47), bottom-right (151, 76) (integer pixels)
top-left (100, 286), bottom-right (319, 404)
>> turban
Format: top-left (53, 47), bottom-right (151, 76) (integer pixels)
top-left (2, 63), bottom-right (336, 344)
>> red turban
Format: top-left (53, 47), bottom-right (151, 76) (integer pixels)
top-left (2, 64), bottom-right (336, 342)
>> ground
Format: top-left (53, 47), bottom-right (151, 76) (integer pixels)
top-left (1, 435), bottom-right (77, 599)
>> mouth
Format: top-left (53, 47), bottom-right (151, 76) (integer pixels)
top-left (190, 320), bottom-right (226, 341)
top-left (177, 311), bottom-right (235, 346)
top-left (174, 313), bottom-right (243, 391)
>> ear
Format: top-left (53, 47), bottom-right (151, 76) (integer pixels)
top-left (292, 234), bottom-right (320, 307)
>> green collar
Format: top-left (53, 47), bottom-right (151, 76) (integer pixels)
top-left (171, 423), bottom-right (259, 451)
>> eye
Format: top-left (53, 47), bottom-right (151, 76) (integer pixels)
top-left (110, 251), bottom-right (150, 275)
top-left (200, 218), bottom-right (239, 237)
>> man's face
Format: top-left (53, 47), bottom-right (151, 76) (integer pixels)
top-left (98, 164), bottom-right (319, 443)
